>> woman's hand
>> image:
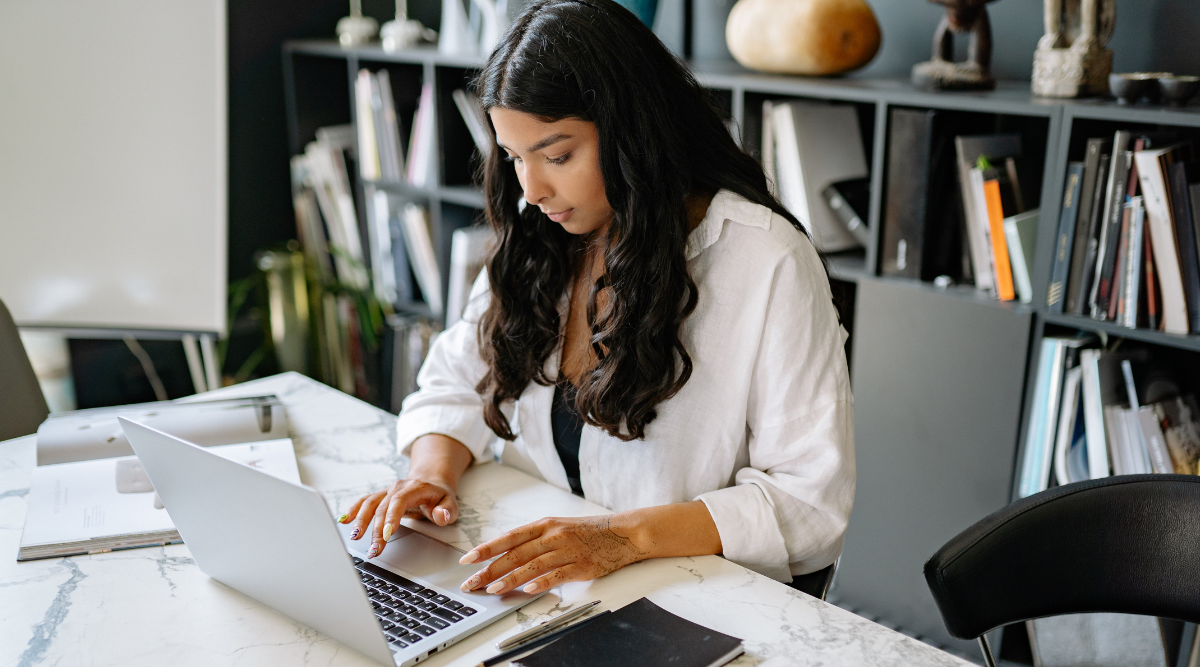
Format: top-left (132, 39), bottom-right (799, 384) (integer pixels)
top-left (339, 434), bottom-right (474, 559)
top-left (458, 515), bottom-right (649, 595)
top-left (457, 501), bottom-right (723, 595)
top-left (340, 478), bottom-right (460, 558)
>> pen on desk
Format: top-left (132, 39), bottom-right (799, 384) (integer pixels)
top-left (495, 599), bottom-right (601, 650)
top-left (476, 609), bottom-right (610, 667)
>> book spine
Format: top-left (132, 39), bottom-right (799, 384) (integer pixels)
top-left (1090, 131), bottom-right (1132, 317)
top-left (1137, 150), bottom-right (1190, 334)
top-left (1137, 406), bottom-right (1174, 474)
top-left (1074, 154), bottom-right (1111, 315)
top-left (1066, 140), bottom-right (1106, 313)
top-left (1048, 162), bottom-right (1085, 311)
top-left (955, 137), bottom-right (996, 292)
top-left (1079, 350), bottom-right (1110, 479)
top-left (983, 178), bottom-right (1016, 301)
top-left (1145, 217), bottom-right (1160, 330)
top-left (1019, 338), bottom-right (1061, 498)
top-left (1107, 203), bottom-right (1131, 322)
top-left (881, 109), bottom-right (933, 279)
top-left (1124, 198), bottom-right (1145, 328)
top-left (1094, 150), bottom-right (1133, 319)
top-left (1006, 217), bottom-right (1033, 304)
top-left (1168, 162), bottom-right (1200, 333)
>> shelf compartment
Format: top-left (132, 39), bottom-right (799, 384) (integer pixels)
top-left (1043, 311), bottom-right (1200, 353)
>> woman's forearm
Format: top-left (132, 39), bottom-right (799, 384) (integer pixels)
top-left (617, 500), bottom-right (723, 561)
top-left (406, 434), bottom-right (473, 488)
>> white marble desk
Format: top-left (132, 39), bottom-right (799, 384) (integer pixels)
top-left (1, 373), bottom-right (970, 667)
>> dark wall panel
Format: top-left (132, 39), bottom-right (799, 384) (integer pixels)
top-left (834, 277), bottom-right (1033, 656)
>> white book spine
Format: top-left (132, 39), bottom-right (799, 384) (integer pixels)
top-left (1123, 198), bottom-right (1145, 328)
top-left (1079, 350), bottom-right (1111, 479)
top-left (770, 103), bottom-right (807, 233)
top-left (1053, 366), bottom-right (1082, 487)
top-left (1005, 216), bottom-right (1033, 304)
top-left (1135, 150), bottom-right (1188, 334)
top-left (355, 70), bottom-right (380, 182)
top-left (369, 190), bottom-right (398, 305)
top-left (969, 168), bottom-right (999, 295)
top-left (954, 138), bottom-right (995, 292)
top-left (761, 100), bottom-right (776, 198)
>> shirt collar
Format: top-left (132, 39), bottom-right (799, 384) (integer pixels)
top-left (685, 189), bottom-right (773, 260)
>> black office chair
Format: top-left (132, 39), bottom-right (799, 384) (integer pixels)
top-left (789, 559), bottom-right (838, 600)
top-left (0, 298), bottom-right (49, 440)
top-left (924, 475), bottom-right (1200, 667)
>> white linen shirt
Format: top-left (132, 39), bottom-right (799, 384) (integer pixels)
top-left (395, 189), bottom-right (855, 581)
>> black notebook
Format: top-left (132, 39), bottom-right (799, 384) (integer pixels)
top-left (513, 598), bottom-right (743, 667)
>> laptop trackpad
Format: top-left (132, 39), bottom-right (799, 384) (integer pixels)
top-left (340, 522), bottom-right (478, 592)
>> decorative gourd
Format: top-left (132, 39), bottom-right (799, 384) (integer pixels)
top-left (726, 0), bottom-right (881, 76)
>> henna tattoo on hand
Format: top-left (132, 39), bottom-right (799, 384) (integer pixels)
top-left (576, 516), bottom-right (649, 577)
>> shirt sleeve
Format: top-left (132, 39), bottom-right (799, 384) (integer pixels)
top-left (696, 239), bottom-right (856, 582)
top-left (395, 270), bottom-right (498, 463)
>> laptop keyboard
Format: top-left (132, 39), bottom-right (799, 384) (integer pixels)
top-left (352, 557), bottom-right (479, 651)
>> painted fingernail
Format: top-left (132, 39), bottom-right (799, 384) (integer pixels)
top-left (522, 583), bottom-right (538, 593)
top-left (486, 582), bottom-right (505, 594)
top-left (459, 550), bottom-right (479, 564)
top-left (437, 508), bottom-right (451, 524)
top-left (338, 514), bottom-right (348, 523)
top-left (368, 544), bottom-right (378, 558)
top-left (382, 522), bottom-right (394, 541)
top-left (350, 527), bottom-right (360, 539)
top-left (460, 576), bottom-right (477, 591)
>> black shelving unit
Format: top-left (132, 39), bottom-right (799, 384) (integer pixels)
top-left (281, 39), bottom-right (1200, 662)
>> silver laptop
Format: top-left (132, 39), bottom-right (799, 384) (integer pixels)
top-left (119, 417), bottom-right (543, 666)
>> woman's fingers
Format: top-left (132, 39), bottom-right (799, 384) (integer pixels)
top-left (339, 494), bottom-right (367, 524)
top-left (460, 537), bottom-right (558, 591)
top-left (369, 480), bottom-right (459, 559)
top-left (480, 552), bottom-right (571, 595)
top-left (349, 492), bottom-right (386, 540)
top-left (519, 563), bottom-right (588, 595)
top-left (459, 520), bottom-right (549, 565)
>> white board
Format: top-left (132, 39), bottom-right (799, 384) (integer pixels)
top-left (0, 1), bottom-right (227, 334)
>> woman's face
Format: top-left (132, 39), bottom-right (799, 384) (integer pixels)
top-left (489, 107), bottom-right (613, 236)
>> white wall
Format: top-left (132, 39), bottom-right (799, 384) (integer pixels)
top-left (0, 0), bottom-right (227, 334)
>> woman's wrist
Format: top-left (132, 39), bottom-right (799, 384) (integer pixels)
top-left (405, 434), bottom-right (473, 490)
top-left (621, 500), bottom-right (723, 562)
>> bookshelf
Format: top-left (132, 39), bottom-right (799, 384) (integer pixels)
top-left (281, 39), bottom-right (1200, 661)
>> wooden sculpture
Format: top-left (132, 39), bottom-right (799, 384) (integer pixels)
top-left (911, 0), bottom-right (998, 91)
top-left (1031, 0), bottom-right (1115, 97)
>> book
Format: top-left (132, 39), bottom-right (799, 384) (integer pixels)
top-left (1053, 366), bottom-right (1089, 486)
top-left (770, 101), bottom-right (868, 252)
top-left (955, 134), bottom-right (1022, 292)
top-left (980, 173), bottom-right (1016, 301)
top-left (1137, 406), bottom-right (1175, 474)
top-left (401, 203), bottom-right (443, 317)
top-left (1107, 202), bottom-right (1133, 322)
top-left (1137, 148), bottom-right (1189, 334)
top-left (1079, 349), bottom-right (1111, 479)
top-left (451, 88), bottom-right (492, 155)
top-left (368, 189), bottom-right (400, 305)
top-left (1072, 153), bottom-right (1111, 315)
top-left (1005, 209), bottom-right (1039, 304)
top-left (1048, 162), bottom-right (1085, 311)
top-left (1168, 161), bottom-right (1200, 333)
top-left (513, 597), bottom-right (743, 667)
top-left (880, 109), bottom-right (967, 280)
top-left (1089, 131), bottom-right (1133, 318)
top-left (375, 70), bottom-right (406, 182)
top-left (1019, 337), bottom-right (1071, 497)
top-left (1121, 197), bottom-right (1146, 328)
top-left (445, 226), bottom-right (494, 327)
top-left (1065, 139), bottom-right (1109, 314)
top-left (407, 82), bottom-right (436, 187)
top-left (355, 69), bottom-right (381, 182)
top-left (20, 439), bottom-right (300, 561)
top-left (1152, 395), bottom-right (1200, 474)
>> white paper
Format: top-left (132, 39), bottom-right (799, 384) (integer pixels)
top-left (22, 439), bottom-right (300, 548)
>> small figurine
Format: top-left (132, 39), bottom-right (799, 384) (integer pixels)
top-left (1031, 0), bottom-right (1115, 98)
top-left (337, 0), bottom-right (379, 48)
top-left (911, 0), bottom-right (999, 91)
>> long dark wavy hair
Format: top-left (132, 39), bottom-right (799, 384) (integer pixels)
top-left (472, 0), bottom-right (819, 442)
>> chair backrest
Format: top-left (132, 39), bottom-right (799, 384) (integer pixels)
top-left (925, 474), bottom-right (1200, 640)
top-left (0, 298), bottom-right (49, 440)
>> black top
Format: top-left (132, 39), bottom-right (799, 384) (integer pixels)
top-left (551, 381), bottom-right (585, 497)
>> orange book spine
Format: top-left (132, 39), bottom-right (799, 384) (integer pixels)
top-left (984, 179), bottom-right (1016, 301)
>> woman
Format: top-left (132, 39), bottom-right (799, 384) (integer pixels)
top-left (340, 0), bottom-right (854, 595)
